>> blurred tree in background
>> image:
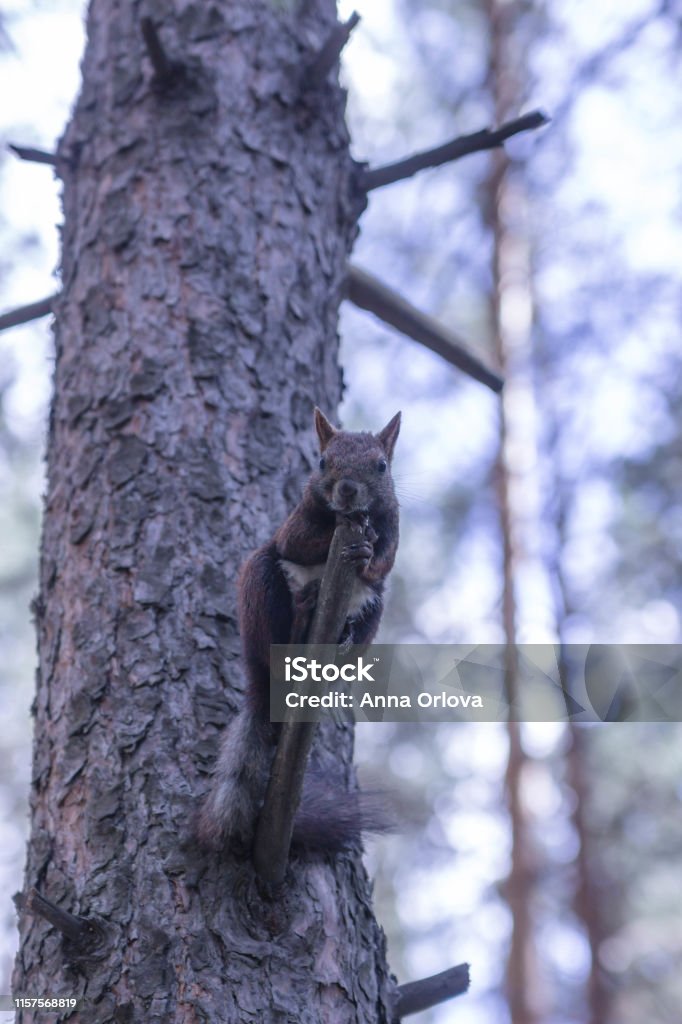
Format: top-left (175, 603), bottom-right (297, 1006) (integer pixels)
top-left (343, 0), bottom-right (682, 1021)
top-left (1, 0), bottom-right (682, 1021)
top-left (0, 7), bottom-right (55, 992)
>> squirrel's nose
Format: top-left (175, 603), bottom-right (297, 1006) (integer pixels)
top-left (337, 479), bottom-right (359, 500)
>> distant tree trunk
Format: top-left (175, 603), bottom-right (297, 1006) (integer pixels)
top-left (12, 2), bottom-right (394, 1021)
top-left (490, 176), bottom-right (536, 1024)
top-left (549, 496), bottom-right (614, 1024)
top-left (566, 724), bottom-right (613, 1024)
top-left (484, 1), bottom-right (539, 1021)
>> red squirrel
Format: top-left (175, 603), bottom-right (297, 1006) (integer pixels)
top-left (197, 407), bottom-right (400, 853)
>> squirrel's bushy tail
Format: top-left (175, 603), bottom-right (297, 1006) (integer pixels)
top-left (294, 770), bottom-right (393, 851)
top-left (197, 712), bottom-right (392, 853)
top-left (197, 709), bottom-right (269, 851)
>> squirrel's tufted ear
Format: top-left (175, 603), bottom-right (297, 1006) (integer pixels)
top-left (376, 412), bottom-right (401, 461)
top-left (314, 407), bottom-right (338, 452)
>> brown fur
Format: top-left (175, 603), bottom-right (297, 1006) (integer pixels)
top-left (197, 409), bottom-right (400, 853)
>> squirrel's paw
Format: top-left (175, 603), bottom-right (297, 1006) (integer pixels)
top-left (341, 540), bottom-right (373, 568)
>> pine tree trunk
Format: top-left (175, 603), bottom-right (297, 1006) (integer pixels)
top-left (484, 0), bottom-right (540, 1020)
top-left (566, 725), bottom-right (612, 1024)
top-left (551, 547), bottom-right (613, 1024)
top-left (13, 2), bottom-right (393, 1021)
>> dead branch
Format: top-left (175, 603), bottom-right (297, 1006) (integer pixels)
top-left (18, 888), bottom-right (107, 958)
top-left (362, 110), bottom-right (548, 191)
top-left (346, 264), bottom-right (503, 392)
top-left (141, 17), bottom-right (182, 88)
top-left (8, 144), bottom-right (57, 166)
top-left (303, 12), bottom-right (360, 91)
top-left (393, 963), bottom-right (470, 1020)
top-left (0, 294), bottom-right (56, 333)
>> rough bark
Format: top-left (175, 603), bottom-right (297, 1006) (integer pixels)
top-left (13, 1), bottom-right (394, 1021)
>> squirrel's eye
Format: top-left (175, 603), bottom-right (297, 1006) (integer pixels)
top-left (377, 458), bottom-right (387, 473)
top-left (319, 457), bottom-right (326, 471)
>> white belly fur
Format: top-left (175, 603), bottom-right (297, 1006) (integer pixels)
top-left (279, 559), bottom-right (378, 618)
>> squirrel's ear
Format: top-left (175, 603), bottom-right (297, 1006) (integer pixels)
top-left (314, 407), bottom-right (337, 452)
top-left (376, 412), bottom-right (401, 460)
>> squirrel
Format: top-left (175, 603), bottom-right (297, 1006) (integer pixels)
top-left (197, 407), bottom-right (401, 854)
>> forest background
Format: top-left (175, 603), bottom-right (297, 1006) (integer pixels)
top-left (1, 0), bottom-right (681, 1022)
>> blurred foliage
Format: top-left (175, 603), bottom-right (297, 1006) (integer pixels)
top-left (344, 0), bottom-right (682, 1021)
top-left (0, 351), bottom-right (44, 995)
top-left (0, 7), bottom-right (54, 998)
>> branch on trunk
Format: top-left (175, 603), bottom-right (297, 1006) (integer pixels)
top-left (0, 294), bottom-right (57, 333)
top-left (141, 17), bottom-right (183, 89)
top-left (302, 11), bottom-right (360, 91)
top-left (17, 888), bottom-right (108, 960)
top-left (393, 963), bottom-right (470, 1020)
top-left (253, 515), bottom-right (365, 887)
top-left (361, 110), bottom-right (549, 191)
top-left (346, 264), bottom-right (503, 393)
top-left (8, 143), bottom-right (57, 167)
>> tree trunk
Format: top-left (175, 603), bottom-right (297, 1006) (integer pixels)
top-left (551, 529), bottom-right (613, 1024)
top-left (13, 1), bottom-right (393, 1021)
top-left (484, 0), bottom-right (540, 1020)
top-left (566, 724), bottom-right (612, 1024)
